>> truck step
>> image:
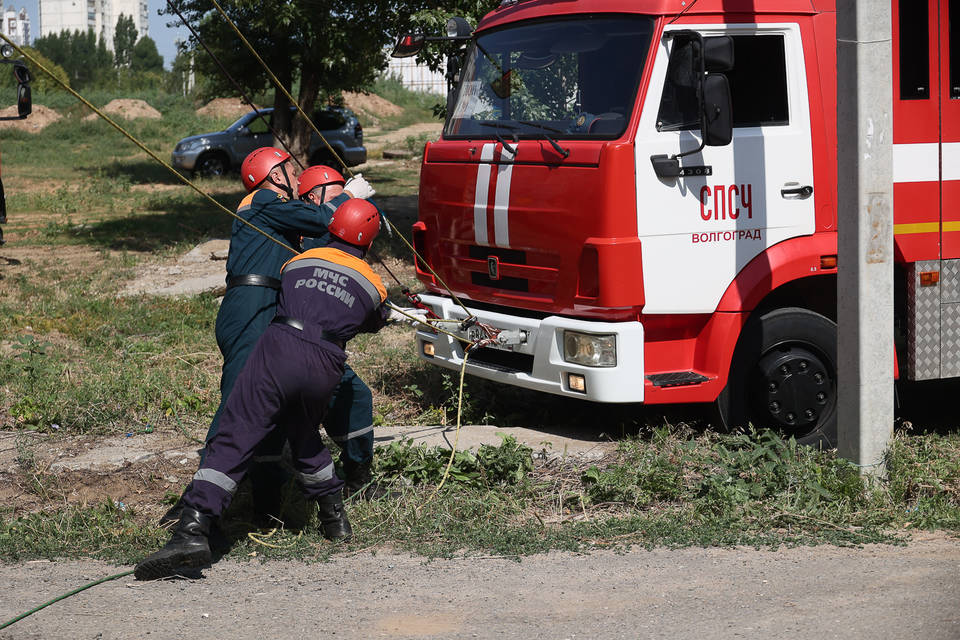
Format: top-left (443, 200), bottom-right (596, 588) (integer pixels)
top-left (646, 372), bottom-right (709, 388)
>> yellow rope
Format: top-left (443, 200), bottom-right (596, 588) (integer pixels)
top-left (0, 33), bottom-right (301, 257)
top-left (247, 527), bottom-right (303, 549)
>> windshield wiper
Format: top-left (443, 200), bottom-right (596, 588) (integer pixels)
top-left (516, 121), bottom-right (570, 159)
top-left (478, 122), bottom-right (518, 155)
top-left (478, 120), bottom-right (569, 159)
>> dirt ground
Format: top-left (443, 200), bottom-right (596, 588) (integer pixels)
top-left (0, 104), bottom-right (61, 131)
top-left (0, 534), bottom-right (957, 639)
top-left (82, 99), bottom-right (162, 122)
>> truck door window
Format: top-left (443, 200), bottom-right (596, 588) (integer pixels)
top-left (951, 0), bottom-right (959, 98)
top-left (899, 0), bottom-right (930, 99)
top-left (658, 34), bottom-right (788, 131)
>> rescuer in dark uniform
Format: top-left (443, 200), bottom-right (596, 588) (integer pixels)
top-left (160, 147), bottom-right (375, 525)
top-left (135, 199), bottom-right (390, 581)
top-left (298, 165), bottom-right (399, 500)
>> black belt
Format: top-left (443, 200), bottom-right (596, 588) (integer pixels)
top-left (227, 274), bottom-right (281, 290)
top-left (271, 315), bottom-right (345, 348)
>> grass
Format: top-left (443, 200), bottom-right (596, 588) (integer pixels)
top-left (0, 83), bottom-right (958, 564)
top-left (1, 427), bottom-right (956, 564)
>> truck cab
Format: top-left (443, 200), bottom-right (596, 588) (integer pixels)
top-left (408, 0), bottom-right (957, 449)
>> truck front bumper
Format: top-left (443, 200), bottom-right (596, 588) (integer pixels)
top-left (415, 294), bottom-right (645, 403)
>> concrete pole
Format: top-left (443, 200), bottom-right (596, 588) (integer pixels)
top-left (836, 0), bottom-right (894, 476)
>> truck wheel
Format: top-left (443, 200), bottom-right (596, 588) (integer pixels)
top-left (195, 152), bottom-right (228, 178)
top-left (716, 307), bottom-right (837, 449)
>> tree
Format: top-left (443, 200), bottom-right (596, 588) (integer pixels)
top-left (165, 0), bottom-right (432, 164)
top-left (33, 29), bottom-right (112, 88)
top-left (131, 36), bottom-right (164, 73)
top-left (114, 14), bottom-right (137, 68)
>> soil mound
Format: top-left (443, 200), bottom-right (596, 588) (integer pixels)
top-left (197, 97), bottom-right (259, 119)
top-left (343, 91), bottom-right (403, 125)
top-left (83, 99), bottom-right (161, 122)
top-left (0, 104), bottom-right (61, 131)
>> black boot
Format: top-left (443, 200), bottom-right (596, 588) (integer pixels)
top-left (135, 507), bottom-right (213, 581)
top-left (316, 492), bottom-right (352, 541)
top-left (343, 461), bottom-right (395, 501)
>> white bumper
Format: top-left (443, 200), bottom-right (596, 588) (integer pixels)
top-left (415, 294), bottom-right (645, 403)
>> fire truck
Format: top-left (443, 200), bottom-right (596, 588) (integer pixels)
top-left (395, 0), bottom-right (956, 448)
top-left (0, 45), bottom-right (33, 245)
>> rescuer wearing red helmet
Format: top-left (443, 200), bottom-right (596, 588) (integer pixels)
top-left (160, 147), bottom-right (378, 527)
top-left (296, 168), bottom-right (401, 499)
top-left (298, 164), bottom-right (345, 205)
top-left (136, 199), bottom-right (393, 581)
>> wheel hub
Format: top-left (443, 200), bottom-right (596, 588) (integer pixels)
top-left (755, 345), bottom-right (833, 432)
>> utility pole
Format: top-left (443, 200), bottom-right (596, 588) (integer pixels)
top-left (836, 0), bottom-right (894, 476)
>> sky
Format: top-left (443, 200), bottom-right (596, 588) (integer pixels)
top-left (13, 0), bottom-right (189, 69)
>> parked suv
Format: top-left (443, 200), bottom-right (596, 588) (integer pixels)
top-left (172, 106), bottom-right (366, 177)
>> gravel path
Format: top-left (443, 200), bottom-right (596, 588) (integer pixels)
top-left (1, 535), bottom-right (957, 639)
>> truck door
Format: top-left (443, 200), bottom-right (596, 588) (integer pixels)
top-left (634, 24), bottom-right (815, 315)
top-left (941, 0), bottom-right (960, 258)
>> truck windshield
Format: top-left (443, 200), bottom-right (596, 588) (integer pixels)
top-left (445, 15), bottom-right (654, 139)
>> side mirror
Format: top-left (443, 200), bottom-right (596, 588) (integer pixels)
top-left (17, 82), bottom-right (31, 119)
top-left (702, 73), bottom-right (732, 146)
top-left (391, 33), bottom-right (425, 58)
top-left (703, 36), bottom-right (734, 72)
top-left (0, 61), bottom-right (31, 120)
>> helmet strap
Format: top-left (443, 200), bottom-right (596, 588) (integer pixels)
top-left (267, 163), bottom-right (295, 200)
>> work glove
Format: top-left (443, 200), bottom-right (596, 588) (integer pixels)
top-left (388, 306), bottom-right (431, 326)
top-left (344, 173), bottom-right (376, 199)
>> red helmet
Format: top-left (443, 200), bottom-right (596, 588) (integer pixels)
top-left (298, 165), bottom-right (345, 198)
top-left (329, 199), bottom-right (380, 248)
top-left (241, 147), bottom-right (290, 192)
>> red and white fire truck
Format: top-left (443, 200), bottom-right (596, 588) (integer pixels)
top-left (399, 0), bottom-right (957, 448)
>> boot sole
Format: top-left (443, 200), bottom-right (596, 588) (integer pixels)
top-left (134, 548), bottom-right (211, 581)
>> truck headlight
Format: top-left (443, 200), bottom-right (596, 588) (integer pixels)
top-left (562, 331), bottom-right (616, 367)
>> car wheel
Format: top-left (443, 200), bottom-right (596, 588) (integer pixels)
top-left (196, 152), bottom-right (228, 178)
top-left (716, 307), bottom-right (837, 449)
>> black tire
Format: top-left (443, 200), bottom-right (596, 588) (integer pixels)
top-left (195, 152), bottom-right (229, 178)
top-left (716, 307), bottom-right (837, 449)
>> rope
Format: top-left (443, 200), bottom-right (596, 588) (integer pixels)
top-left (248, 528), bottom-right (303, 549)
top-left (0, 33), bottom-right (301, 257)
top-left (0, 570), bottom-right (134, 630)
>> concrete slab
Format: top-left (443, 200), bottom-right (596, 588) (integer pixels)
top-left (373, 424), bottom-right (615, 461)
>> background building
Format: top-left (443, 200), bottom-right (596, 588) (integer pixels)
top-left (385, 56), bottom-right (446, 95)
top-left (38, 0), bottom-right (147, 50)
top-left (0, 2), bottom-right (32, 46)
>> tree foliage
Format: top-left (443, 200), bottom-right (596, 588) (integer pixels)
top-left (164, 0), bottom-right (433, 163)
top-left (131, 36), bottom-right (164, 73)
top-left (32, 29), bottom-right (111, 89)
top-left (114, 14), bottom-right (138, 68)
top-left (0, 47), bottom-right (70, 93)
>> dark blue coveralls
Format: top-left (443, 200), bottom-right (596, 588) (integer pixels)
top-left (208, 188), bottom-right (349, 444)
top-left (205, 188), bottom-right (348, 498)
top-left (184, 243), bottom-right (388, 517)
top-left (302, 235), bottom-right (375, 472)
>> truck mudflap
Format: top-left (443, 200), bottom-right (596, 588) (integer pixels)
top-left (415, 293), bottom-right (645, 403)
